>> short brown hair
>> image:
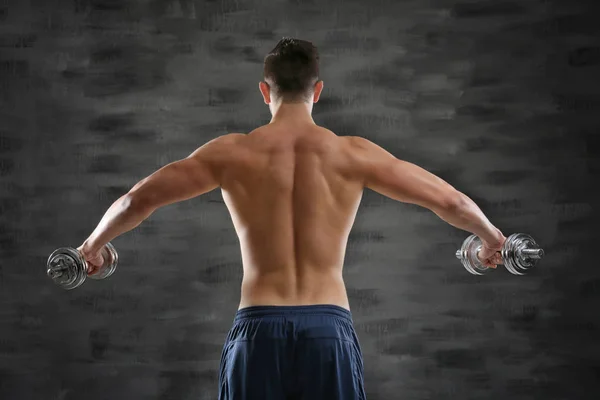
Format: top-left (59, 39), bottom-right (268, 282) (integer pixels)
top-left (263, 37), bottom-right (319, 103)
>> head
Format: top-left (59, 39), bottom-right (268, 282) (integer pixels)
top-left (260, 37), bottom-right (324, 113)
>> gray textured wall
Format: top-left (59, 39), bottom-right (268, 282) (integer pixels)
top-left (1, 0), bottom-right (599, 399)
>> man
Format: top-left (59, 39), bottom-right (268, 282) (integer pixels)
top-left (78, 38), bottom-right (506, 399)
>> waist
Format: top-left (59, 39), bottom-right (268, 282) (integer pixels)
top-left (234, 304), bottom-right (353, 323)
top-left (239, 270), bottom-right (349, 311)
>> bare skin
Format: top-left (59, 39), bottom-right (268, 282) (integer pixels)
top-left (79, 81), bottom-right (506, 311)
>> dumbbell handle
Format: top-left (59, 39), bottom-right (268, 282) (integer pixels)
top-left (47, 264), bottom-right (69, 278)
top-left (521, 248), bottom-right (544, 259)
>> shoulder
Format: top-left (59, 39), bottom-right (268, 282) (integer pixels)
top-left (338, 136), bottom-right (395, 175)
top-left (220, 132), bottom-right (247, 142)
top-left (205, 133), bottom-right (246, 147)
top-left (194, 133), bottom-right (245, 153)
top-left (339, 135), bottom-right (381, 159)
top-left (342, 135), bottom-right (374, 149)
top-left (188, 133), bottom-right (246, 167)
top-left (186, 134), bottom-right (246, 180)
top-left (310, 127), bottom-right (367, 150)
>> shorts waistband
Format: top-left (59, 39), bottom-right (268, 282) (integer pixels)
top-left (234, 304), bottom-right (352, 322)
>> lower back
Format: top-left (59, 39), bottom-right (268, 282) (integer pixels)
top-left (239, 267), bottom-right (350, 309)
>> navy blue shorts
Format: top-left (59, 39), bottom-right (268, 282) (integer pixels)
top-left (218, 304), bottom-right (366, 400)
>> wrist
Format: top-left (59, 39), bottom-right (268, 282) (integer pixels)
top-left (81, 238), bottom-right (102, 256)
top-left (484, 228), bottom-right (505, 248)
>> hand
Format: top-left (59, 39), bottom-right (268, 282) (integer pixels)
top-left (478, 236), bottom-right (506, 269)
top-left (77, 244), bottom-right (105, 275)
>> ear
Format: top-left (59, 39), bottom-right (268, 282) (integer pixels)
top-left (313, 80), bottom-right (324, 103)
top-left (259, 81), bottom-right (271, 104)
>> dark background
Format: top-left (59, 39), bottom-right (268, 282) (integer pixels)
top-left (1, 0), bottom-right (599, 399)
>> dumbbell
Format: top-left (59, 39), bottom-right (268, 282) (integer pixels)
top-left (455, 233), bottom-right (544, 275)
top-left (46, 243), bottom-right (119, 290)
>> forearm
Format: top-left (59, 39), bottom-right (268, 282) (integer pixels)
top-left (81, 194), bottom-right (153, 254)
top-left (434, 192), bottom-right (504, 246)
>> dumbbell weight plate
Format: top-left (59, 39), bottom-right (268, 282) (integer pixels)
top-left (46, 247), bottom-right (87, 290)
top-left (455, 234), bottom-right (490, 275)
top-left (502, 233), bottom-right (544, 275)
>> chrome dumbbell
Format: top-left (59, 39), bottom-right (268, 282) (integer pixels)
top-left (456, 233), bottom-right (544, 275)
top-left (46, 243), bottom-right (119, 290)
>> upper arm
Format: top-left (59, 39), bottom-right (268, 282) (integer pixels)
top-left (347, 136), bottom-right (460, 212)
top-left (128, 134), bottom-right (242, 211)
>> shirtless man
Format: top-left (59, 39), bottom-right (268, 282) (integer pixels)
top-left (78, 38), bottom-right (506, 399)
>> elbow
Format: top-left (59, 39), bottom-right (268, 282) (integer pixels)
top-left (123, 191), bottom-right (153, 214)
top-left (440, 190), bottom-right (466, 213)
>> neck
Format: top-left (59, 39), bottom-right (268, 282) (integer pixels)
top-left (269, 101), bottom-right (315, 124)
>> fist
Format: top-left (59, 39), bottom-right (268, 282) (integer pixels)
top-left (477, 238), bottom-right (506, 269)
top-left (77, 245), bottom-right (105, 275)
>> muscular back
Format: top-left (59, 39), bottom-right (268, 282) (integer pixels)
top-left (219, 124), bottom-right (364, 309)
top-left (128, 119), bottom-right (463, 310)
